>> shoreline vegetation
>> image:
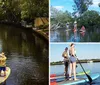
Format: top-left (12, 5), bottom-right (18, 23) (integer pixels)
top-left (50, 0), bottom-right (100, 41)
top-left (50, 59), bottom-right (100, 65)
top-left (0, 21), bottom-right (49, 42)
top-left (0, 0), bottom-right (49, 41)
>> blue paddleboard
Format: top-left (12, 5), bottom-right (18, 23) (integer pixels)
top-left (56, 73), bottom-right (100, 85)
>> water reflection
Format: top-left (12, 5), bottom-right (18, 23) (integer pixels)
top-left (50, 28), bottom-right (100, 42)
top-left (0, 25), bottom-right (48, 85)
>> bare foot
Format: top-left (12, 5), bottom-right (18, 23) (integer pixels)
top-left (69, 77), bottom-right (72, 80)
top-left (74, 78), bottom-right (79, 81)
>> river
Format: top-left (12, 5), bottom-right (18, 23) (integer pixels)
top-left (50, 28), bottom-right (100, 42)
top-left (0, 24), bottom-right (48, 85)
top-left (50, 62), bottom-right (100, 85)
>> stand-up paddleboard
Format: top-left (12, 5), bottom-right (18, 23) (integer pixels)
top-left (51, 73), bottom-right (100, 85)
top-left (65, 29), bottom-right (71, 31)
top-left (0, 67), bottom-right (11, 83)
top-left (80, 30), bottom-right (86, 32)
top-left (50, 70), bottom-right (90, 81)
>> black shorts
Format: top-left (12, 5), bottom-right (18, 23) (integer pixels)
top-left (64, 61), bottom-right (68, 67)
top-left (0, 67), bottom-right (6, 71)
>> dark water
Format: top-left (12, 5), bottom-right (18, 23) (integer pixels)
top-left (50, 63), bottom-right (100, 85)
top-left (50, 28), bottom-right (100, 42)
top-left (0, 24), bottom-right (48, 85)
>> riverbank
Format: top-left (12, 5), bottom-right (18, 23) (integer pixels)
top-left (32, 28), bottom-right (49, 43)
top-left (51, 59), bottom-right (100, 65)
top-left (0, 21), bottom-right (49, 43)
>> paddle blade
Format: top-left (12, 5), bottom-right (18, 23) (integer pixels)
top-left (86, 74), bottom-right (92, 83)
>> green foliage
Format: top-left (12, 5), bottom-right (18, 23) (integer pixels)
top-left (0, 0), bottom-right (48, 23)
top-left (73, 0), bottom-right (93, 16)
top-left (98, 3), bottom-right (100, 7)
top-left (77, 10), bottom-right (100, 31)
top-left (50, 6), bottom-right (73, 25)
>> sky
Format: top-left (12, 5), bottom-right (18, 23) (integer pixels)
top-left (50, 0), bottom-right (100, 13)
top-left (50, 43), bottom-right (100, 62)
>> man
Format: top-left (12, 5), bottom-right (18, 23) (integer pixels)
top-left (62, 47), bottom-right (69, 79)
top-left (0, 52), bottom-right (7, 76)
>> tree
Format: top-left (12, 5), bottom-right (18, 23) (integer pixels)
top-left (0, 0), bottom-right (48, 24)
top-left (98, 3), bottom-right (100, 7)
top-left (77, 10), bottom-right (100, 31)
top-left (50, 6), bottom-right (73, 25)
top-left (73, 0), bottom-right (93, 16)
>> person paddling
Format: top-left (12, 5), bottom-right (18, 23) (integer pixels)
top-left (62, 47), bottom-right (69, 79)
top-left (0, 52), bottom-right (7, 76)
top-left (80, 26), bottom-right (86, 32)
top-left (69, 43), bottom-right (78, 80)
top-left (73, 27), bottom-right (77, 33)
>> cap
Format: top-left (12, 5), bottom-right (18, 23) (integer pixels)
top-left (65, 47), bottom-right (68, 50)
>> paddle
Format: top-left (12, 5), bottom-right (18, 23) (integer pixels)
top-left (75, 55), bottom-right (92, 83)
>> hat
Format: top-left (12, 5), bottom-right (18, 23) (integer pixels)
top-left (65, 47), bottom-right (68, 50)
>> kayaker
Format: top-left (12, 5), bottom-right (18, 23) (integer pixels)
top-left (0, 52), bottom-right (7, 76)
top-left (69, 43), bottom-right (78, 80)
top-left (62, 47), bottom-right (69, 79)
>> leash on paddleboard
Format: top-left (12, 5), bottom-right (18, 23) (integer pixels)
top-left (75, 55), bottom-right (92, 83)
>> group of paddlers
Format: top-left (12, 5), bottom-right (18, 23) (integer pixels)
top-left (73, 26), bottom-right (86, 33)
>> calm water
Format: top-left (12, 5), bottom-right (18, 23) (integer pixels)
top-left (0, 24), bottom-right (48, 85)
top-left (50, 63), bottom-right (100, 85)
top-left (50, 28), bottom-right (100, 42)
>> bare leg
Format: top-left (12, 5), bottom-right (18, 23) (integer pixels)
top-left (73, 62), bottom-right (77, 80)
top-left (4, 71), bottom-right (6, 76)
top-left (64, 67), bottom-right (66, 75)
top-left (69, 63), bottom-right (72, 80)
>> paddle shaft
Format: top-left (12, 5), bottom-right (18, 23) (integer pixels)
top-left (77, 58), bottom-right (87, 74)
top-left (75, 55), bottom-right (92, 83)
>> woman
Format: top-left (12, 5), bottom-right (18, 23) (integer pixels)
top-left (62, 47), bottom-right (69, 78)
top-left (69, 43), bottom-right (77, 80)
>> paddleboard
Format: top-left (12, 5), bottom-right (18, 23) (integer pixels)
top-left (80, 30), bottom-right (86, 32)
top-left (65, 29), bottom-right (71, 31)
top-left (50, 70), bottom-right (90, 80)
top-left (51, 73), bottom-right (100, 85)
top-left (0, 67), bottom-right (11, 83)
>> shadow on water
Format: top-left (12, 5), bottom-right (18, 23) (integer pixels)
top-left (50, 28), bottom-right (100, 42)
top-left (0, 24), bottom-right (48, 85)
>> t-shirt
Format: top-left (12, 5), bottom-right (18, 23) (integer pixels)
top-left (62, 51), bottom-right (69, 61)
top-left (62, 51), bottom-right (68, 58)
